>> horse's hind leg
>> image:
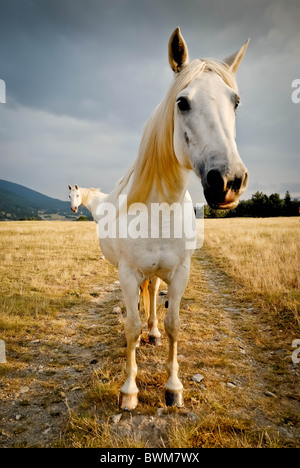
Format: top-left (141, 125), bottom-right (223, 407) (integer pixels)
top-left (164, 260), bottom-right (190, 407)
top-left (148, 276), bottom-right (161, 346)
top-left (118, 263), bottom-right (141, 411)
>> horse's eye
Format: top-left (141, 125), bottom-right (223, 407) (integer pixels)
top-left (177, 96), bottom-right (191, 112)
top-left (235, 96), bottom-right (240, 110)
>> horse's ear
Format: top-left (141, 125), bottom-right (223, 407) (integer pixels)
top-left (68, 184), bottom-right (72, 190)
top-left (75, 184), bottom-right (79, 190)
top-left (223, 39), bottom-right (250, 74)
top-left (168, 27), bottom-right (189, 74)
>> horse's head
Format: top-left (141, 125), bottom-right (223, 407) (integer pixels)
top-left (68, 184), bottom-right (81, 213)
top-left (169, 27), bottom-right (249, 209)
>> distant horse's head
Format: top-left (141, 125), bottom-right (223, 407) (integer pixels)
top-left (169, 27), bottom-right (249, 209)
top-left (68, 184), bottom-right (81, 213)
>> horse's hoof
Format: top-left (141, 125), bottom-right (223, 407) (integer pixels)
top-left (119, 392), bottom-right (138, 411)
top-left (165, 389), bottom-right (184, 407)
top-left (149, 335), bottom-right (162, 346)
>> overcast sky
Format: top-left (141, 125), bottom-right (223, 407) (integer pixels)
top-left (0, 0), bottom-right (299, 203)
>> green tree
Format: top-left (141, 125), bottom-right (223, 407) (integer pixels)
top-left (251, 191), bottom-right (269, 217)
top-left (269, 193), bottom-right (283, 216)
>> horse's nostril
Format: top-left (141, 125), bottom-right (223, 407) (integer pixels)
top-left (206, 169), bottom-right (225, 192)
top-left (233, 177), bottom-right (243, 191)
top-left (228, 174), bottom-right (246, 192)
top-left (229, 171), bottom-right (248, 191)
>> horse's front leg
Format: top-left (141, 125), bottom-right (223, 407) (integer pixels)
top-left (118, 263), bottom-right (141, 411)
top-left (148, 276), bottom-right (161, 346)
top-left (164, 260), bottom-right (190, 407)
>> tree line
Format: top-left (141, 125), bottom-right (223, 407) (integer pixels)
top-left (204, 191), bottom-right (299, 218)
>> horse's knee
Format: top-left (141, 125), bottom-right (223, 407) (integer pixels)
top-left (125, 317), bottom-right (142, 343)
top-left (164, 314), bottom-right (180, 339)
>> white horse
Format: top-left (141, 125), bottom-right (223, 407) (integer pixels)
top-left (68, 184), bottom-right (107, 221)
top-left (96, 28), bottom-right (249, 410)
top-left (68, 184), bottom-right (152, 327)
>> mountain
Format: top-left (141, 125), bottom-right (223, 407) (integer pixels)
top-left (0, 180), bottom-right (90, 220)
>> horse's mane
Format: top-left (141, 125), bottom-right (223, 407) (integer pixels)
top-left (87, 188), bottom-right (102, 193)
top-left (118, 59), bottom-right (238, 206)
top-left (71, 186), bottom-right (101, 193)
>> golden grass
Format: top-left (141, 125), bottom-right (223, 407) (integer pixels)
top-left (0, 221), bottom-right (117, 337)
top-left (167, 414), bottom-right (284, 448)
top-left (203, 217), bottom-right (300, 330)
top-left (0, 220), bottom-right (299, 448)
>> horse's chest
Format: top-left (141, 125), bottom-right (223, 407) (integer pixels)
top-left (126, 238), bottom-right (189, 278)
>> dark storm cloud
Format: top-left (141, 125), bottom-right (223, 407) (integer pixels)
top-left (0, 0), bottom-right (285, 123)
top-left (0, 0), bottom-right (299, 199)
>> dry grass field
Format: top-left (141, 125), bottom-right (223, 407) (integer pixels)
top-left (203, 217), bottom-right (300, 330)
top-left (0, 219), bottom-right (299, 448)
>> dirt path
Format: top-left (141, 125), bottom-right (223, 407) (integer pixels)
top-left (0, 281), bottom-right (123, 447)
top-left (0, 249), bottom-right (299, 447)
top-left (192, 250), bottom-right (300, 443)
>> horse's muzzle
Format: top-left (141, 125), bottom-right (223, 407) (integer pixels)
top-left (204, 168), bottom-right (248, 210)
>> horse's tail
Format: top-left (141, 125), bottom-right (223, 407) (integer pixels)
top-left (140, 279), bottom-right (150, 320)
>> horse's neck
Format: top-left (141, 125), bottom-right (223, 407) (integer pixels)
top-left (140, 167), bottom-right (191, 205)
top-left (156, 168), bottom-right (190, 204)
top-left (80, 188), bottom-right (106, 218)
top-left (115, 164), bottom-right (191, 206)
